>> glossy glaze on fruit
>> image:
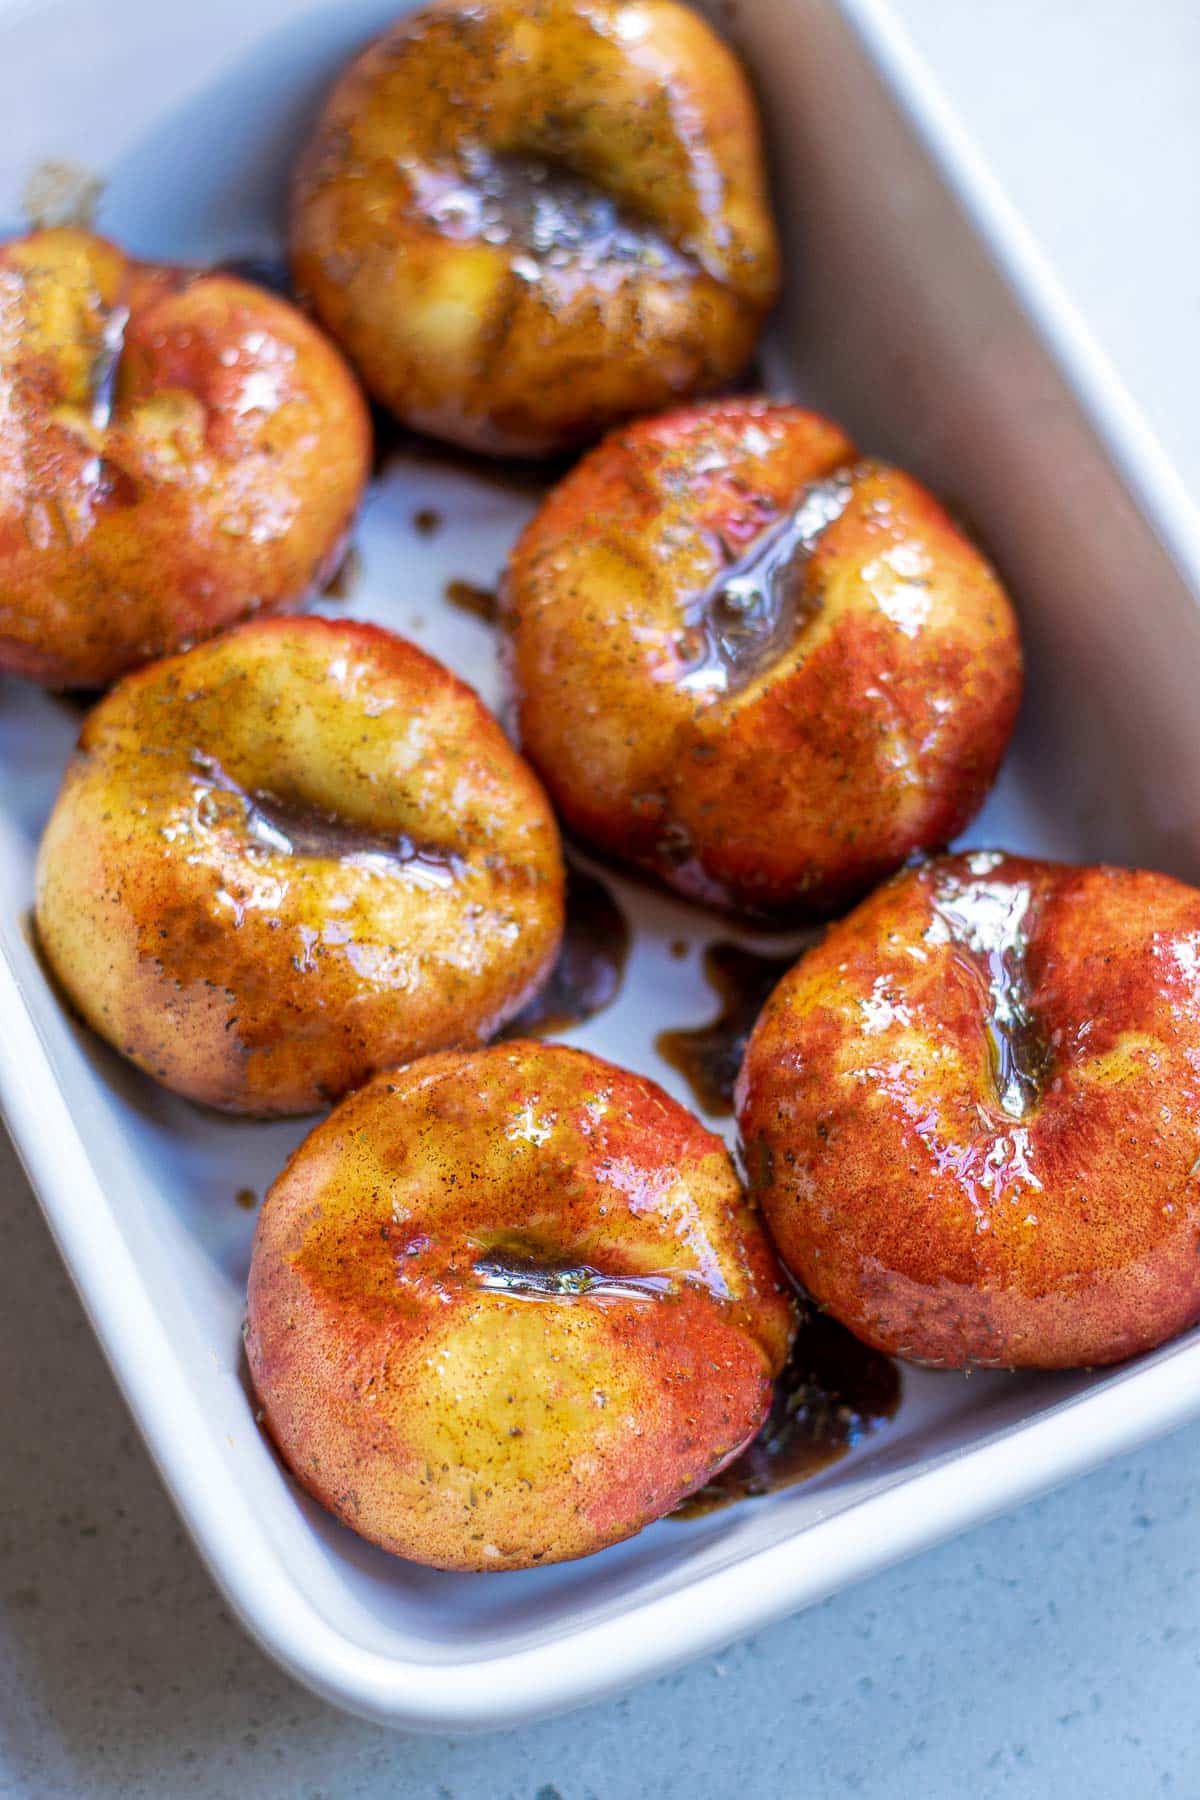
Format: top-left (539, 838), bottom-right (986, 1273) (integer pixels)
top-left (738, 852), bottom-right (1200, 1369)
top-left (502, 399), bottom-right (1024, 916)
top-left (291, 0), bottom-right (779, 455)
top-left (35, 618), bottom-right (564, 1114)
top-left (0, 229), bottom-right (370, 688)
top-left (246, 1043), bottom-right (795, 1568)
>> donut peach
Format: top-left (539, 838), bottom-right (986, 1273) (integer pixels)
top-left (738, 852), bottom-right (1200, 1369)
top-left (0, 228), bottom-right (370, 688)
top-left (246, 1043), bottom-right (794, 1568)
top-left (502, 399), bottom-right (1024, 917)
top-left (291, 0), bottom-right (779, 456)
top-left (35, 618), bottom-right (563, 1115)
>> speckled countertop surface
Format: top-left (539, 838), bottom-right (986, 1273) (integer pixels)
top-left (2, 0), bottom-right (1199, 1793)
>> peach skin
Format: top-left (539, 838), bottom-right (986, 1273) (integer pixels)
top-left (738, 851), bottom-right (1200, 1369)
top-left (34, 618), bottom-right (564, 1115)
top-left (246, 1042), bottom-right (795, 1569)
top-left (502, 399), bottom-right (1023, 918)
top-left (0, 228), bottom-right (370, 688)
top-left (291, 0), bottom-right (779, 456)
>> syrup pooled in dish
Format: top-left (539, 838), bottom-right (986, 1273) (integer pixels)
top-left (502, 399), bottom-right (1023, 917)
top-left (291, 0), bottom-right (780, 455)
top-left (34, 617), bottom-right (564, 1115)
top-left (504, 860), bottom-right (630, 1037)
top-left (739, 852), bottom-right (1200, 1369)
top-left (674, 1304), bottom-right (900, 1516)
top-left (657, 940), bottom-right (809, 1116)
top-left (245, 1043), bottom-right (795, 1569)
top-left (0, 228), bottom-right (370, 688)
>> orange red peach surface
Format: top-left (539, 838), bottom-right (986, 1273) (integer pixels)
top-left (739, 854), bottom-right (1200, 1370)
top-left (291, 0), bottom-right (779, 455)
top-left (246, 1043), bottom-right (794, 1568)
top-left (35, 618), bottom-right (564, 1115)
top-left (0, 229), bottom-right (369, 688)
top-left (503, 400), bottom-right (1023, 916)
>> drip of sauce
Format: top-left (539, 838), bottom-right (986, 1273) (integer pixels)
top-left (656, 941), bottom-right (811, 1116)
top-left (51, 687), bottom-right (100, 714)
top-left (505, 863), bottom-right (629, 1037)
top-left (321, 543), bottom-right (361, 601)
top-left (406, 148), bottom-right (686, 283)
top-left (678, 471), bottom-right (855, 696)
top-left (472, 1244), bottom-right (673, 1303)
top-left (234, 1186), bottom-right (257, 1211)
top-left (444, 578), bottom-right (498, 623)
top-left (929, 861), bottom-right (1051, 1117)
top-left (190, 753), bottom-right (463, 889)
top-left (212, 256), bottom-right (294, 299)
top-left (87, 302), bottom-right (129, 431)
top-left (413, 507), bottom-right (442, 536)
top-left (673, 1306), bottom-right (901, 1517)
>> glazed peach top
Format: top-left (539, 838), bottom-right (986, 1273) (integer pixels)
top-left (34, 618), bottom-right (564, 1114)
top-left (738, 853), bottom-right (1200, 1368)
top-left (247, 1044), bottom-right (794, 1568)
top-left (291, 0), bottom-right (779, 454)
top-left (503, 400), bottom-right (1023, 916)
top-left (0, 228), bottom-right (369, 687)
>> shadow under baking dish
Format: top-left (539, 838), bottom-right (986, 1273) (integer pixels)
top-left (3, 0), bottom-right (1200, 1723)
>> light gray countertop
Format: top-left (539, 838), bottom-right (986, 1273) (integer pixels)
top-left (2, 0), bottom-right (1198, 1792)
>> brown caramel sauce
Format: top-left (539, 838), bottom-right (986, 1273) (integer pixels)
top-left (412, 148), bottom-right (689, 283)
top-left (930, 864), bottom-right (1052, 1119)
top-left (674, 1307), bottom-right (901, 1518)
top-left (191, 754), bottom-right (462, 886)
top-left (505, 863), bottom-right (629, 1038)
top-left (51, 687), bottom-right (100, 715)
top-left (656, 941), bottom-right (810, 1116)
top-left (321, 543), bottom-right (361, 601)
top-left (87, 301), bottom-right (129, 431)
top-left (678, 472), bottom-right (855, 696)
top-left (471, 1241), bottom-right (672, 1303)
top-left (413, 507), bottom-right (442, 536)
top-left (443, 579), bottom-right (498, 624)
top-left (234, 1186), bottom-right (258, 1211)
top-left (211, 255), bottom-right (294, 299)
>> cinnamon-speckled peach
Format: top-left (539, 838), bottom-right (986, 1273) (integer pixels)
top-left (291, 0), bottom-right (779, 456)
top-left (502, 400), bottom-right (1024, 917)
top-left (0, 228), bottom-right (370, 688)
top-left (738, 852), bottom-right (1200, 1369)
top-left (246, 1043), bottom-right (794, 1569)
top-left (35, 618), bottom-right (563, 1115)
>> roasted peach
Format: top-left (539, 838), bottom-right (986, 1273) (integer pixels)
top-left (35, 618), bottom-right (563, 1115)
top-left (502, 399), bottom-right (1023, 917)
top-left (246, 1043), bottom-right (794, 1568)
top-left (291, 0), bottom-right (779, 456)
top-left (0, 228), bottom-right (370, 689)
top-left (738, 852), bottom-right (1200, 1369)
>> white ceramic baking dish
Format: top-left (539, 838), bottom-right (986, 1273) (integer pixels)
top-left (2, 0), bottom-right (1200, 1733)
